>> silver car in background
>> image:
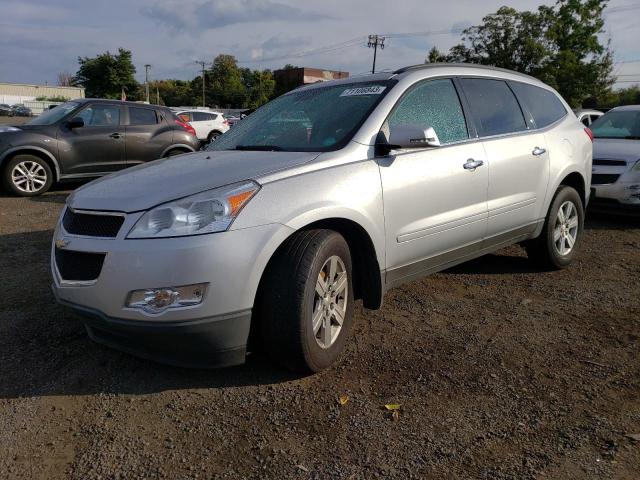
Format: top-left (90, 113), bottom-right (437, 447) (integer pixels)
top-left (51, 64), bottom-right (592, 372)
top-left (590, 105), bottom-right (640, 212)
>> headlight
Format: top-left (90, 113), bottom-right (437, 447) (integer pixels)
top-left (632, 160), bottom-right (640, 172)
top-left (127, 181), bottom-right (259, 239)
top-left (0, 126), bottom-right (21, 133)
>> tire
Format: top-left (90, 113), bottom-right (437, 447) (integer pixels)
top-left (258, 229), bottom-right (355, 373)
top-left (525, 185), bottom-right (584, 269)
top-left (207, 131), bottom-right (221, 143)
top-left (2, 154), bottom-right (53, 196)
top-left (163, 149), bottom-right (187, 158)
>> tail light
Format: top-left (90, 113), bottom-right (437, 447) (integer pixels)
top-left (175, 118), bottom-right (197, 137)
top-left (223, 119), bottom-right (229, 126)
top-left (584, 127), bottom-right (594, 142)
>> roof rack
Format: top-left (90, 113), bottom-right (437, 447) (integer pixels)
top-left (392, 63), bottom-right (539, 82)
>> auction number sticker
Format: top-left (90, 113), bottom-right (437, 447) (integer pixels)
top-left (340, 86), bottom-right (386, 96)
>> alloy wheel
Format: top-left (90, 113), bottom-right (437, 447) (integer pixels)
top-left (312, 255), bottom-right (348, 349)
top-left (553, 200), bottom-right (579, 256)
top-left (11, 161), bottom-right (48, 193)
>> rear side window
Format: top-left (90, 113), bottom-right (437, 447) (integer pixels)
top-left (193, 111), bottom-right (214, 121)
top-left (178, 112), bottom-right (192, 122)
top-left (510, 82), bottom-right (567, 128)
top-left (129, 107), bottom-right (158, 125)
top-left (387, 78), bottom-right (468, 144)
top-left (460, 78), bottom-right (527, 137)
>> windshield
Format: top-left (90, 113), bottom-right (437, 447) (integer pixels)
top-left (208, 81), bottom-right (394, 152)
top-left (590, 110), bottom-right (640, 139)
top-left (27, 101), bottom-right (80, 126)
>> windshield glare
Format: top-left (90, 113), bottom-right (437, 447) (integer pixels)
top-left (208, 81), bottom-right (394, 152)
top-left (590, 110), bottom-right (640, 139)
top-left (27, 101), bottom-right (80, 126)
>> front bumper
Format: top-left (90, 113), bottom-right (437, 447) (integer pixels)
top-left (51, 211), bottom-right (295, 366)
top-left (55, 291), bottom-right (251, 368)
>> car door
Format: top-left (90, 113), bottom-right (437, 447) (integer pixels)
top-left (379, 78), bottom-right (488, 284)
top-left (459, 78), bottom-right (550, 238)
top-left (57, 103), bottom-right (126, 174)
top-left (125, 106), bottom-right (172, 165)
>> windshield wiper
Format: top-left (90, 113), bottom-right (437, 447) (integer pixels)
top-left (235, 144), bottom-right (284, 151)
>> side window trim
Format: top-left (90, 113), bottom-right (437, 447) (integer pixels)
top-left (382, 76), bottom-right (472, 145)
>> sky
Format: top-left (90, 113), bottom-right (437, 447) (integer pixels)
top-left (0, 0), bottom-right (638, 89)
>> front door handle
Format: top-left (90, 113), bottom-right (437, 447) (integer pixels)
top-left (109, 133), bottom-right (122, 139)
top-left (463, 159), bottom-right (484, 171)
top-left (532, 146), bottom-right (546, 156)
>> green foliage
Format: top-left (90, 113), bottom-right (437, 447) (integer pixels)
top-left (35, 96), bottom-right (71, 102)
top-left (74, 48), bottom-right (139, 99)
top-left (436, 0), bottom-right (614, 107)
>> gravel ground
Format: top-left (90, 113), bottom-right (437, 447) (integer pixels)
top-left (0, 187), bottom-right (639, 480)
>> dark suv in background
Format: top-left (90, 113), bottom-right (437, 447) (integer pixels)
top-left (0, 99), bottom-right (200, 196)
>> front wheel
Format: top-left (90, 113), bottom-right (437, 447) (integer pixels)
top-left (2, 154), bottom-right (53, 196)
top-left (525, 185), bottom-right (584, 269)
top-left (258, 230), bottom-right (355, 372)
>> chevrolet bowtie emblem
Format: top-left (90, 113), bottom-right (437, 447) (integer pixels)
top-left (55, 238), bottom-right (70, 249)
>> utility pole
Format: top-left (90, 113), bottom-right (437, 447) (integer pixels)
top-left (367, 35), bottom-right (385, 74)
top-left (144, 64), bottom-right (151, 103)
top-left (195, 60), bottom-right (208, 107)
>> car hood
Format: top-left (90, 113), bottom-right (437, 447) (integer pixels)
top-left (593, 138), bottom-right (640, 163)
top-left (68, 149), bottom-right (320, 212)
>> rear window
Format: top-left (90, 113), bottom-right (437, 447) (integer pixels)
top-left (129, 107), bottom-right (158, 125)
top-left (460, 78), bottom-right (527, 137)
top-left (510, 82), bottom-right (567, 128)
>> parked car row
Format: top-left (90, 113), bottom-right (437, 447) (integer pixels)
top-left (0, 64), bottom-right (637, 373)
top-left (0, 103), bottom-right (33, 117)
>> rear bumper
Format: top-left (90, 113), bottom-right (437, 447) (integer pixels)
top-left (55, 289), bottom-right (251, 368)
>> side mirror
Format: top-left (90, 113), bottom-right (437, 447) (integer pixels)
top-left (67, 117), bottom-right (84, 129)
top-left (377, 124), bottom-right (441, 155)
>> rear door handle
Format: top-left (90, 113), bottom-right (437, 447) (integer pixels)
top-left (463, 159), bottom-right (484, 171)
top-left (109, 133), bottom-right (122, 139)
top-left (532, 146), bottom-right (546, 156)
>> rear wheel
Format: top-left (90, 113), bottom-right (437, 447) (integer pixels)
top-left (525, 185), bottom-right (584, 269)
top-left (2, 154), bottom-right (53, 196)
top-left (258, 230), bottom-right (355, 372)
top-left (207, 131), bottom-right (221, 144)
top-left (163, 149), bottom-right (188, 158)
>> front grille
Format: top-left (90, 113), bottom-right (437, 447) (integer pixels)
top-left (592, 173), bottom-right (620, 185)
top-left (62, 209), bottom-right (124, 238)
top-left (55, 248), bottom-right (106, 282)
top-left (593, 159), bottom-right (627, 166)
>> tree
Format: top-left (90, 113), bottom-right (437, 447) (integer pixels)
top-left (208, 54), bottom-right (246, 108)
top-left (56, 72), bottom-right (75, 87)
top-left (425, 47), bottom-right (447, 63)
top-left (74, 48), bottom-right (139, 99)
top-left (442, 0), bottom-right (614, 107)
top-left (242, 69), bottom-right (275, 108)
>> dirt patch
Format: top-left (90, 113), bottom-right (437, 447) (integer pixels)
top-left (1, 189), bottom-right (639, 479)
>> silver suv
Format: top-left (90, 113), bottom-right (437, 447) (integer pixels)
top-left (51, 64), bottom-right (592, 372)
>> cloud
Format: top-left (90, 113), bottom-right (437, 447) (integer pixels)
top-left (142, 0), bottom-right (330, 31)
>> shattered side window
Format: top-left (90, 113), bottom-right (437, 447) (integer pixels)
top-left (387, 78), bottom-right (468, 144)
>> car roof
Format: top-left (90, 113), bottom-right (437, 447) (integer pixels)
top-left (75, 98), bottom-right (169, 109)
top-left (174, 109), bottom-right (222, 114)
top-left (292, 63), bottom-right (551, 94)
top-left (610, 104), bottom-right (640, 111)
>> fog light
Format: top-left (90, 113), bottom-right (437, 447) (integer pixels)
top-left (625, 184), bottom-right (640, 191)
top-left (126, 283), bottom-right (207, 314)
